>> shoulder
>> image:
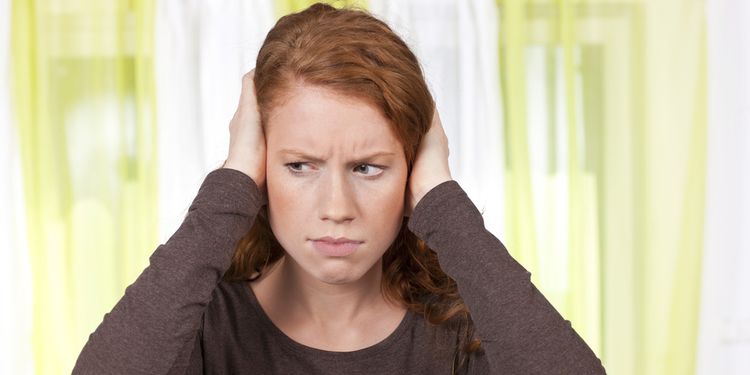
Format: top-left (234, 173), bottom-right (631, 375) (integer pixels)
top-left (411, 307), bottom-right (469, 347)
top-left (408, 310), bottom-right (488, 374)
top-left (203, 279), bottom-right (258, 331)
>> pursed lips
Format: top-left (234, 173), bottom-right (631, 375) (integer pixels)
top-left (311, 236), bottom-right (363, 244)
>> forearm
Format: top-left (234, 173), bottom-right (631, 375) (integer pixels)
top-left (73, 168), bottom-right (264, 374)
top-left (408, 180), bottom-right (606, 374)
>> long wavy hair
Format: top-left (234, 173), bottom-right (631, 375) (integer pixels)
top-left (223, 2), bottom-right (482, 368)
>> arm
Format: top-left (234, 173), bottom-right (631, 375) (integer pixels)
top-left (73, 168), bottom-right (265, 374)
top-left (407, 180), bottom-right (606, 374)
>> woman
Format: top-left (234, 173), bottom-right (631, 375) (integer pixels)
top-left (74, 3), bottom-right (605, 374)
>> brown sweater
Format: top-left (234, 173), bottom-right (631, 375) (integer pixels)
top-left (73, 168), bottom-right (606, 374)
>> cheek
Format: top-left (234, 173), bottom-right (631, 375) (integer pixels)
top-left (362, 176), bottom-right (407, 240)
top-left (368, 180), bottom-right (405, 215)
top-left (266, 170), bottom-right (305, 243)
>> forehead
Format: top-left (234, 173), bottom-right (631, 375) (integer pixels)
top-left (266, 85), bottom-right (401, 151)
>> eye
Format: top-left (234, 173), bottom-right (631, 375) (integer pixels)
top-left (354, 164), bottom-right (384, 177)
top-left (285, 162), bottom-right (312, 174)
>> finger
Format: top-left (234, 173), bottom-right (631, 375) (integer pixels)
top-left (432, 108), bottom-right (444, 132)
top-left (238, 69), bottom-right (257, 109)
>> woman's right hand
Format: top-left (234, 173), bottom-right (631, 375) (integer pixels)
top-left (223, 68), bottom-right (267, 191)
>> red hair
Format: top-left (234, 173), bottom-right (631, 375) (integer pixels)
top-left (223, 2), bottom-right (482, 369)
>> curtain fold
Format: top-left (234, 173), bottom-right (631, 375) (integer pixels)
top-left (698, 1), bottom-right (750, 374)
top-left (5, 0), bottom-right (713, 373)
top-left (10, 0), bottom-right (157, 373)
top-left (154, 0), bottom-right (275, 241)
top-left (276, 0), bottom-right (369, 17)
top-left (0, 0), bottom-right (34, 372)
top-left (497, 1), bottom-right (707, 374)
top-left (369, 0), bottom-right (506, 245)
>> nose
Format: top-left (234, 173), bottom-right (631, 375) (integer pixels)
top-left (318, 169), bottom-right (357, 223)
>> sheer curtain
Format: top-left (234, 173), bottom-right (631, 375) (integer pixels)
top-left (10, 0), bottom-right (157, 373)
top-left (153, 0), bottom-right (506, 253)
top-left (1, 0), bottom-right (33, 373)
top-left (154, 0), bottom-right (275, 242)
top-left (698, 1), bottom-right (750, 374)
top-left (4, 0), bottom-right (743, 374)
top-left (494, 1), bottom-right (707, 374)
top-left (369, 0), bottom-right (506, 248)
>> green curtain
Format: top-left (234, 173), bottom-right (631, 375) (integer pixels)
top-left (498, 1), bottom-right (707, 374)
top-left (10, 0), bottom-right (157, 373)
top-left (274, 0), bottom-right (369, 18)
top-left (9, 0), bottom-right (707, 373)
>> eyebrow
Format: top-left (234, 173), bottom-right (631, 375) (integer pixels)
top-left (278, 149), bottom-right (396, 163)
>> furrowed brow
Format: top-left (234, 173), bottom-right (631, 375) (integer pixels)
top-left (279, 149), bottom-right (395, 163)
top-left (278, 149), bottom-right (326, 163)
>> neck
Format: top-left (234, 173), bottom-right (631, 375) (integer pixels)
top-left (256, 256), bottom-right (395, 328)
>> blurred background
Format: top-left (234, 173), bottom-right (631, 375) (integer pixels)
top-left (0, 0), bottom-right (746, 373)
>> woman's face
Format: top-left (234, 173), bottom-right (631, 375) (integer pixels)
top-left (265, 84), bottom-right (408, 285)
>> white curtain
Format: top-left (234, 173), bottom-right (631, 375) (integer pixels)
top-left (155, 0), bottom-right (506, 239)
top-left (369, 0), bottom-right (506, 236)
top-left (697, 1), bottom-right (750, 373)
top-left (154, 0), bottom-right (275, 241)
top-left (0, 0), bottom-right (34, 373)
top-left (2, 0), bottom-right (746, 373)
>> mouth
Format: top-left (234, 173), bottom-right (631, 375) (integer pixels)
top-left (311, 236), bottom-right (363, 244)
top-left (310, 237), bottom-right (363, 257)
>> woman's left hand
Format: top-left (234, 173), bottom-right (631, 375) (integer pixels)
top-left (404, 107), bottom-right (453, 217)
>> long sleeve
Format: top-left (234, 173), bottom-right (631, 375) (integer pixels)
top-left (407, 180), bottom-right (606, 374)
top-left (73, 168), bottom-right (265, 374)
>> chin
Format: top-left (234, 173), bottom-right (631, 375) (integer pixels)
top-left (319, 275), bottom-right (358, 285)
top-left (283, 243), bottom-right (385, 286)
top-left (312, 264), bottom-right (363, 285)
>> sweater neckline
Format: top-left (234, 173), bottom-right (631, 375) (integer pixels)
top-left (242, 280), bottom-right (415, 360)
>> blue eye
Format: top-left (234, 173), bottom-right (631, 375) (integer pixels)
top-left (285, 162), bottom-right (311, 174)
top-left (354, 164), bottom-right (384, 177)
top-left (284, 162), bottom-right (385, 177)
